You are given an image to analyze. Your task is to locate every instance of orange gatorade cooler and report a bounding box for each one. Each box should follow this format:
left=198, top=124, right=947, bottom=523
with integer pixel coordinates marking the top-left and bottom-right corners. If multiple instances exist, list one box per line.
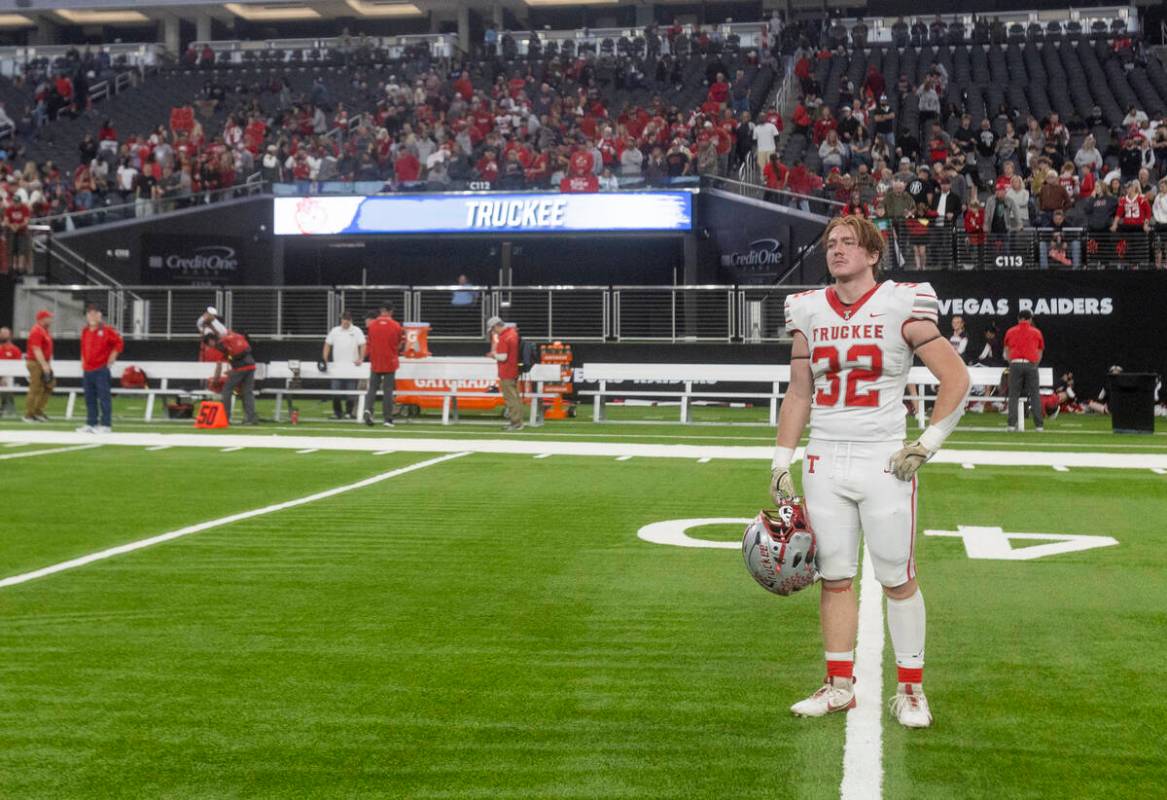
left=403, top=322, right=431, bottom=358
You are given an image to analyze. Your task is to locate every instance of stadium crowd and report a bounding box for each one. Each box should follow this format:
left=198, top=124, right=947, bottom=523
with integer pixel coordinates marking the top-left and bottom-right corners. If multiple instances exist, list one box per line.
left=0, top=14, right=1163, bottom=270
left=0, top=19, right=790, bottom=244
left=770, top=26, right=1167, bottom=269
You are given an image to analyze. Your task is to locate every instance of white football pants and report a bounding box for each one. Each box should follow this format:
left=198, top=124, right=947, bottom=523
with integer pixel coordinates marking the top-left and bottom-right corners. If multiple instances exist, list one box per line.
left=801, top=439, right=918, bottom=587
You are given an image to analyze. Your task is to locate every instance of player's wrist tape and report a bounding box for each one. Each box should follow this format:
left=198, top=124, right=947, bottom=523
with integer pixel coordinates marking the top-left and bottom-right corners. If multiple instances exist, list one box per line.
left=771, top=446, right=795, bottom=471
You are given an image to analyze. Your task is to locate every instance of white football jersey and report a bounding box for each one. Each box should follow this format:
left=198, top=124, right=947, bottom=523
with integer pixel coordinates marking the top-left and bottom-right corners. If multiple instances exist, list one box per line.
left=785, top=281, right=940, bottom=442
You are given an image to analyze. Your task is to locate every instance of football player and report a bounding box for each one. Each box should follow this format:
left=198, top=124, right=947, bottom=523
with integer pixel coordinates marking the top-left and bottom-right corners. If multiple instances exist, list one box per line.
left=771, top=215, right=970, bottom=728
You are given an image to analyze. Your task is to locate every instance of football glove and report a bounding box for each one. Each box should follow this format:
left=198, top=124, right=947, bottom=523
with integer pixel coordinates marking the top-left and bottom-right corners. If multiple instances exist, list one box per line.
left=316, top=360, right=328, bottom=373
left=889, top=440, right=933, bottom=481
left=769, top=467, right=796, bottom=505
left=42, top=370, right=54, bottom=386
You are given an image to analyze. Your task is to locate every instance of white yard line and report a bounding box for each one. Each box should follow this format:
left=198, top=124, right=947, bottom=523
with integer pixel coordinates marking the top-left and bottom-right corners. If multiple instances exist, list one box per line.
left=4, top=442, right=27, bottom=448
left=0, top=452, right=470, bottom=591
left=0, top=443, right=102, bottom=461
left=697, top=457, right=711, bottom=463
left=534, top=453, right=552, bottom=459
left=961, top=463, right=975, bottom=470
left=0, top=431, right=1165, bottom=470
left=1152, top=468, right=1166, bottom=475
left=374, top=450, right=396, bottom=456
left=145, top=445, right=172, bottom=452
left=840, top=546, right=885, bottom=800
left=1052, top=465, right=1070, bottom=472
left=220, top=447, right=243, bottom=452
left=616, top=455, right=633, bottom=461
left=296, top=449, right=319, bottom=455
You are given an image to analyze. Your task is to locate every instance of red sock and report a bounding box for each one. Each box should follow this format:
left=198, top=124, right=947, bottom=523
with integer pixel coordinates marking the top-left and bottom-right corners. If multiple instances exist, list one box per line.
left=827, top=659, right=854, bottom=680
left=897, top=666, right=924, bottom=685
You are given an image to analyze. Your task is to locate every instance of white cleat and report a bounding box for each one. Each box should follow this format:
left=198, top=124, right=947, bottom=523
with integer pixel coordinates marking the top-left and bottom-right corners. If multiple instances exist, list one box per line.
left=791, top=676, right=856, bottom=717
left=95, top=425, right=112, bottom=434
left=889, top=683, right=933, bottom=728
left=75, top=425, right=96, bottom=433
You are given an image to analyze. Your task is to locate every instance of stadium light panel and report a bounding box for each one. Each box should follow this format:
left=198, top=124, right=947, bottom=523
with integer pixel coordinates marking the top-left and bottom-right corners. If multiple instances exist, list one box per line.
left=524, top=0, right=618, bottom=6
left=344, top=1, right=424, bottom=17
left=54, top=9, right=151, bottom=24
left=224, top=3, right=322, bottom=20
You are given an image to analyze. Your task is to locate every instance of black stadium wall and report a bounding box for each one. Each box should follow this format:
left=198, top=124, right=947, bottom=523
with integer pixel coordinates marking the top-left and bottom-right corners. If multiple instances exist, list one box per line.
left=921, top=272, right=1165, bottom=398
left=54, top=197, right=278, bottom=286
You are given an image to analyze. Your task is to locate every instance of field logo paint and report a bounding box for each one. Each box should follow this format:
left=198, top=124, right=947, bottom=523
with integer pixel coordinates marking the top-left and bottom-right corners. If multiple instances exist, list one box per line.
left=637, top=518, right=749, bottom=549
left=925, top=526, right=1118, bottom=560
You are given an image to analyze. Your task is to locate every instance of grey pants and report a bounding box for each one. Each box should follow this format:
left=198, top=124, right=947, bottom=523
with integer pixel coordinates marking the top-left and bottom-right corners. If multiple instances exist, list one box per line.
left=366, top=371, right=396, bottom=421
left=222, top=369, right=258, bottom=424
left=1007, top=362, right=1043, bottom=429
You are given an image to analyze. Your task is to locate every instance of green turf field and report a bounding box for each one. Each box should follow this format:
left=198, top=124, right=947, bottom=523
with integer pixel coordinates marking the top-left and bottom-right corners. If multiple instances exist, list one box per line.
left=1, top=412, right=1165, bottom=798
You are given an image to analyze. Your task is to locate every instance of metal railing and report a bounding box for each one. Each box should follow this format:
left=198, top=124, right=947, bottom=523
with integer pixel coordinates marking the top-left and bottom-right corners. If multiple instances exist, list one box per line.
left=12, top=284, right=818, bottom=343
left=32, top=181, right=270, bottom=232
left=878, top=225, right=1167, bottom=271
left=88, top=71, right=135, bottom=104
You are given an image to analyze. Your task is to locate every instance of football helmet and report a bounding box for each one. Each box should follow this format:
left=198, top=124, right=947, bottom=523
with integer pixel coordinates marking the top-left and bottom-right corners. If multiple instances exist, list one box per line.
left=742, top=499, right=818, bottom=596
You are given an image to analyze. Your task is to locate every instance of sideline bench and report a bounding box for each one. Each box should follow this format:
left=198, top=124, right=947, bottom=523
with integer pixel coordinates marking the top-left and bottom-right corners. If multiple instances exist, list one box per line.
left=576, top=363, right=791, bottom=424
left=265, top=358, right=563, bottom=426
left=575, top=362, right=1053, bottom=429
left=0, top=360, right=268, bottom=421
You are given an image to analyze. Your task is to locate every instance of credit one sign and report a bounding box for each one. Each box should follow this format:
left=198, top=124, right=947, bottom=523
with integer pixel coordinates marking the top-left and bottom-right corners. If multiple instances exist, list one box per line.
left=272, top=192, right=694, bottom=235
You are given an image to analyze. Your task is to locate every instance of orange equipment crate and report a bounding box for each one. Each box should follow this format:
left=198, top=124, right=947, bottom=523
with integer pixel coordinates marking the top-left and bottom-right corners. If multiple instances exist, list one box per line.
left=538, top=342, right=574, bottom=418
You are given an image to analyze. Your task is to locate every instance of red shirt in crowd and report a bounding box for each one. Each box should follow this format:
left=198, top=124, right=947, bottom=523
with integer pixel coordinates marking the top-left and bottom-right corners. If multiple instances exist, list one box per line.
left=80, top=323, right=124, bottom=372
left=366, top=314, right=403, bottom=373
left=1115, top=193, right=1152, bottom=227
left=494, top=325, right=520, bottom=380
left=26, top=322, right=52, bottom=362
left=394, top=152, right=421, bottom=182
left=4, top=202, right=30, bottom=233
left=0, top=341, right=21, bottom=360
left=560, top=174, right=599, bottom=193
left=1004, top=319, right=1044, bottom=363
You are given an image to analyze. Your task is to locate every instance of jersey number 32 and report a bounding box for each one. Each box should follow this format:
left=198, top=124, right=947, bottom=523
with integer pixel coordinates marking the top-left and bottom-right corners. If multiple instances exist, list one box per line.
left=811, top=344, right=882, bottom=407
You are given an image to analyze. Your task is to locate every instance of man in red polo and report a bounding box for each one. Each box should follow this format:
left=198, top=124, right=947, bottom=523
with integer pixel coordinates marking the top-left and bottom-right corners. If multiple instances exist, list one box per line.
left=364, top=305, right=404, bottom=427
left=487, top=315, right=523, bottom=431
left=24, top=309, right=54, bottom=422
left=1003, top=309, right=1046, bottom=431
left=0, top=325, right=20, bottom=417
left=78, top=303, right=124, bottom=433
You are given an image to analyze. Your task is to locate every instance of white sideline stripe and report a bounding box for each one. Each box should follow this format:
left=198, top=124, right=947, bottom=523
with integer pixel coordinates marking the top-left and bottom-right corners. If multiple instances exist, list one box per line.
left=616, top=455, right=633, bottom=461
left=1053, top=465, right=1070, bottom=472
left=0, top=432, right=1164, bottom=470
left=296, top=448, right=319, bottom=454
left=697, top=457, right=711, bottom=463
left=841, top=546, right=884, bottom=800
left=374, top=449, right=395, bottom=456
left=0, top=443, right=102, bottom=461
left=145, top=445, right=172, bottom=452
left=0, top=451, right=470, bottom=591
left=220, top=447, right=243, bottom=452
left=1153, top=468, right=1167, bottom=475
left=961, top=463, right=975, bottom=470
